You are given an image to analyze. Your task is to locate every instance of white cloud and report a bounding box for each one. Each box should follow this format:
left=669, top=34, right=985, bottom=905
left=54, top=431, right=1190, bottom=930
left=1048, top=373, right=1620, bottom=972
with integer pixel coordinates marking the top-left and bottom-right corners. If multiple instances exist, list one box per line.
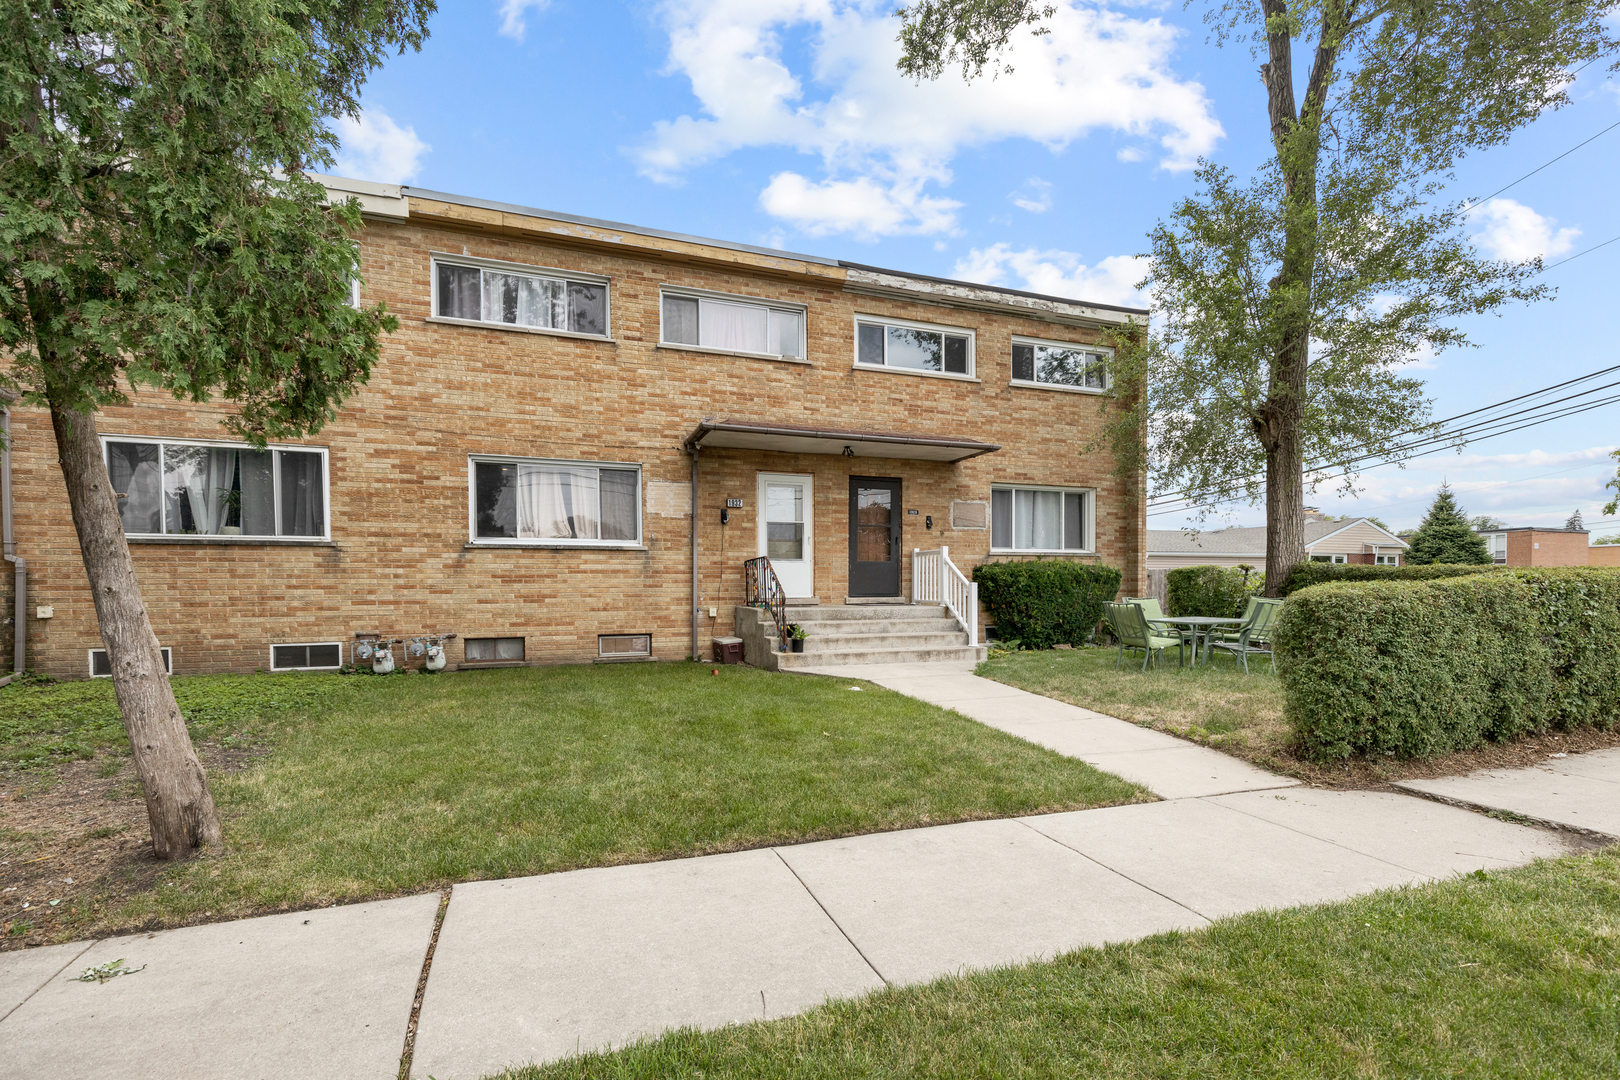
left=1470, top=198, right=1580, bottom=262
left=1011, top=177, right=1053, bottom=214
left=497, top=0, right=550, bottom=42
left=1116, top=146, right=1145, bottom=162
left=331, top=108, right=429, bottom=184
left=953, top=242, right=1147, bottom=307
left=760, top=169, right=962, bottom=237
left=638, top=0, right=1221, bottom=236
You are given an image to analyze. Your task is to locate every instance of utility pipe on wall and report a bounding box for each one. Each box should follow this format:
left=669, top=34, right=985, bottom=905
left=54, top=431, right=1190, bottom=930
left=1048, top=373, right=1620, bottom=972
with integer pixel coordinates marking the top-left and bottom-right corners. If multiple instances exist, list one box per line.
left=689, top=443, right=700, bottom=663
left=1, top=398, right=27, bottom=678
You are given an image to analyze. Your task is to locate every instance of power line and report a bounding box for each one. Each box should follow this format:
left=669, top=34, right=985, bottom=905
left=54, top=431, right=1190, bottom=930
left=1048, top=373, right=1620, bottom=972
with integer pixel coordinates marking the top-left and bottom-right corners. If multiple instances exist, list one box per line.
left=1539, top=233, right=1620, bottom=274
left=1463, top=118, right=1620, bottom=211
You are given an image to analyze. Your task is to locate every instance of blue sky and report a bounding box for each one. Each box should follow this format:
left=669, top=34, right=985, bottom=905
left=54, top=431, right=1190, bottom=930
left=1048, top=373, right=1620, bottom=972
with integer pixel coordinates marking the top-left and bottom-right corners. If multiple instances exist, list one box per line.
left=331, top=0, right=1620, bottom=537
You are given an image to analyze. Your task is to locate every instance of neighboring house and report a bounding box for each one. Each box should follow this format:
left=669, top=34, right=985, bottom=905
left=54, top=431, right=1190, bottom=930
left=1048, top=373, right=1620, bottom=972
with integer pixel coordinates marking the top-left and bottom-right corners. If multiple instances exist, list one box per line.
left=1147, top=514, right=1408, bottom=571
left=1591, top=543, right=1620, bottom=568
left=1477, top=527, right=1593, bottom=567
left=4, top=175, right=1148, bottom=679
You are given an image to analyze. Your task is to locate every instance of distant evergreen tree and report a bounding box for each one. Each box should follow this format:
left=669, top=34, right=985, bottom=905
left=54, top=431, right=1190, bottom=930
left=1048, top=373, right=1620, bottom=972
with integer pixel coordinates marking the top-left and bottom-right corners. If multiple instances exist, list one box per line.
left=1566, top=509, right=1586, bottom=531
left=1408, top=484, right=1493, bottom=565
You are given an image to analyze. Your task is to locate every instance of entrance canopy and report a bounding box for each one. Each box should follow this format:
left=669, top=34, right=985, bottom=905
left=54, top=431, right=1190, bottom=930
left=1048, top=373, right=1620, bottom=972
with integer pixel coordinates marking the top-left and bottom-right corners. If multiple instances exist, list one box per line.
left=685, top=419, right=1000, bottom=463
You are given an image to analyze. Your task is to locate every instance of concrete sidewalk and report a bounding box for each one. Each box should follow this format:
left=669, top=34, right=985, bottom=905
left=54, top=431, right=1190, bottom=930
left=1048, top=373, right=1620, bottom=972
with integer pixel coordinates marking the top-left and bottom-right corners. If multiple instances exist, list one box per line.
left=0, top=665, right=1600, bottom=1080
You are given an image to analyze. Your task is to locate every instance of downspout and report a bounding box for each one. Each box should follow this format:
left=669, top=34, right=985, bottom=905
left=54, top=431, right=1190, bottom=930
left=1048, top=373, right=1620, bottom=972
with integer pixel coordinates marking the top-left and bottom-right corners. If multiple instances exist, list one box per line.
left=1, top=397, right=26, bottom=684
left=689, top=442, right=700, bottom=662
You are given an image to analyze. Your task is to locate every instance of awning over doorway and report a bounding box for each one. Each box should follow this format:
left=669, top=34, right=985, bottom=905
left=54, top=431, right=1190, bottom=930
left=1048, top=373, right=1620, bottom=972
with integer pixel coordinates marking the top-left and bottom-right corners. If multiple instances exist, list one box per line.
left=685, top=419, right=1000, bottom=463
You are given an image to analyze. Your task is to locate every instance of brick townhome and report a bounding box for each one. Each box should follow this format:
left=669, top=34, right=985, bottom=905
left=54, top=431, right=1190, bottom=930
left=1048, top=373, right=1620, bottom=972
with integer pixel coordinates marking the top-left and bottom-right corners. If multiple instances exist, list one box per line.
left=3, top=175, right=1147, bottom=678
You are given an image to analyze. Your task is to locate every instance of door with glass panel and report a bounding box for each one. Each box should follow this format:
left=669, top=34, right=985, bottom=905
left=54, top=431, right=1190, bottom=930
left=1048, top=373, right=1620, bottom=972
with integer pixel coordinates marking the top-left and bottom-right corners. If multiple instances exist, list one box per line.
left=848, top=477, right=902, bottom=597
left=758, top=474, right=814, bottom=598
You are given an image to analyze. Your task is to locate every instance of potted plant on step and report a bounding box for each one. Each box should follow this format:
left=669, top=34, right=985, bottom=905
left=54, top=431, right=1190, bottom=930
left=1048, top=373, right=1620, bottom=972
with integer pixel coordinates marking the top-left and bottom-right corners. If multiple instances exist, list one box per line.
left=788, top=624, right=807, bottom=653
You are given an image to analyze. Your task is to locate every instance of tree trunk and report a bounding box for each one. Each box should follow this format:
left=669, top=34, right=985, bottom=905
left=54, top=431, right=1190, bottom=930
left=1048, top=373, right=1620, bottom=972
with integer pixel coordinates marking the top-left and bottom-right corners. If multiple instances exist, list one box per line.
left=51, top=404, right=221, bottom=860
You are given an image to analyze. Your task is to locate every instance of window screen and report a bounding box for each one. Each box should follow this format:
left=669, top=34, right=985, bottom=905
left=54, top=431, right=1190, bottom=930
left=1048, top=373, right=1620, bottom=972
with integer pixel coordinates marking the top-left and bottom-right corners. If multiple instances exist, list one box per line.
left=472, top=460, right=639, bottom=543
left=991, top=487, right=1088, bottom=551
left=465, top=637, right=525, bottom=661
left=437, top=261, right=607, bottom=335
left=271, top=643, right=342, bottom=670
left=661, top=292, right=802, bottom=357
left=599, top=633, right=651, bottom=658
left=106, top=440, right=324, bottom=539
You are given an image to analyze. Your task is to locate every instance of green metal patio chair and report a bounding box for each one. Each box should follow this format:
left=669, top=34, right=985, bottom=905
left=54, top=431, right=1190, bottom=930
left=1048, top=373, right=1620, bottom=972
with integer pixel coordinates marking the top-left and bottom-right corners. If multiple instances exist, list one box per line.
left=1207, top=597, right=1282, bottom=673
left=1104, top=602, right=1186, bottom=672
left=1126, top=596, right=1195, bottom=656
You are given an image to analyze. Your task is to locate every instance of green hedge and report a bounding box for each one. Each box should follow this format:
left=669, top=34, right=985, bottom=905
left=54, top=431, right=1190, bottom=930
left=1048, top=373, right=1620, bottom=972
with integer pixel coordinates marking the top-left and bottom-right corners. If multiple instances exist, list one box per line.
left=973, top=561, right=1123, bottom=650
left=1279, top=561, right=1501, bottom=596
left=1166, top=565, right=1265, bottom=618
left=1275, top=568, right=1620, bottom=762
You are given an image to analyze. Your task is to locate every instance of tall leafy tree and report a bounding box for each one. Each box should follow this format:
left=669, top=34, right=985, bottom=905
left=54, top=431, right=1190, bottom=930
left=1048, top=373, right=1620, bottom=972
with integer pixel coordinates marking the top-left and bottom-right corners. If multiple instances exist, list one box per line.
left=1407, top=483, right=1492, bottom=564
left=895, top=0, right=1617, bottom=593
left=0, top=0, right=432, bottom=859
left=1602, top=449, right=1619, bottom=516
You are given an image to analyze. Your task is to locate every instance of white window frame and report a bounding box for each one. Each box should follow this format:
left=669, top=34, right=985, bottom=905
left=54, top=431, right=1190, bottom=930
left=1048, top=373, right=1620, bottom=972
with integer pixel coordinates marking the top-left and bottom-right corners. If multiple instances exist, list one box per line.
left=852, top=314, right=978, bottom=382
left=101, top=435, right=332, bottom=542
left=989, top=484, right=1096, bottom=554
left=598, top=633, right=652, bottom=659
left=657, top=285, right=807, bottom=362
left=1310, top=553, right=1349, bottom=564
left=429, top=251, right=611, bottom=340
left=1010, top=335, right=1111, bottom=394
left=467, top=454, right=644, bottom=549
left=269, top=641, right=344, bottom=672
left=1374, top=554, right=1399, bottom=566
left=90, top=646, right=171, bottom=678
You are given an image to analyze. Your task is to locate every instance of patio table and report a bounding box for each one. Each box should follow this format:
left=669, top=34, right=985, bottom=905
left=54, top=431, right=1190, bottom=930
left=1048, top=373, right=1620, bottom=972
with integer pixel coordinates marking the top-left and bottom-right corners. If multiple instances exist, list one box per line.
left=1147, top=615, right=1244, bottom=667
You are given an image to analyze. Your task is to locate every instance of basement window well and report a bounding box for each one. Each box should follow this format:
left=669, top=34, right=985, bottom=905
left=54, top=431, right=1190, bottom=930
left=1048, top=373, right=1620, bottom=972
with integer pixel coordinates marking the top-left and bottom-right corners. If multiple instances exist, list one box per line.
left=90, top=647, right=171, bottom=678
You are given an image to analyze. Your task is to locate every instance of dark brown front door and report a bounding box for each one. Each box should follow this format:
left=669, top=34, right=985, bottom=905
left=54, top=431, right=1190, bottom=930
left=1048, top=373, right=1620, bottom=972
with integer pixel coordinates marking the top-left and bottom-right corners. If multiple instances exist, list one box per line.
left=849, top=477, right=901, bottom=596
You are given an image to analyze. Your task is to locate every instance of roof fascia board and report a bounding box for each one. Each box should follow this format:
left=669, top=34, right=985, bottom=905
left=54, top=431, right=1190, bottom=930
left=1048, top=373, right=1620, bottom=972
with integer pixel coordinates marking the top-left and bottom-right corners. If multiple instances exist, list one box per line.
left=842, top=266, right=1145, bottom=328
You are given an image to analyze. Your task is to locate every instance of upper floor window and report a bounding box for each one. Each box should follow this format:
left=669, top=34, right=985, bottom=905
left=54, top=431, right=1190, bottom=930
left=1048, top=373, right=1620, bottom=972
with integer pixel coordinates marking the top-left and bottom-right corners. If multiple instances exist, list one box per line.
left=1012, top=337, right=1109, bottom=391
left=105, top=438, right=328, bottom=540
left=991, top=485, right=1093, bottom=552
left=471, top=456, right=641, bottom=546
left=855, top=316, right=973, bottom=377
left=660, top=288, right=804, bottom=358
left=433, top=254, right=607, bottom=337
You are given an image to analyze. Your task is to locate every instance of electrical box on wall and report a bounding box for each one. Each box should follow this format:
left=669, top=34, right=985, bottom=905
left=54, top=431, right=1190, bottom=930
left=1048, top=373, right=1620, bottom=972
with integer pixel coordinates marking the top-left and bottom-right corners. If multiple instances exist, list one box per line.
left=35, top=606, right=53, bottom=620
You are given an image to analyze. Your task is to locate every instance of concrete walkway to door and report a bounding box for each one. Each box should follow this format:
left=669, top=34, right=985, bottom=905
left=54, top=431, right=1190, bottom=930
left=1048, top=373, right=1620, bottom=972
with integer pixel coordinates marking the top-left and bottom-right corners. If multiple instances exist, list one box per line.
left=0, top=663, right=1594, bottom=1080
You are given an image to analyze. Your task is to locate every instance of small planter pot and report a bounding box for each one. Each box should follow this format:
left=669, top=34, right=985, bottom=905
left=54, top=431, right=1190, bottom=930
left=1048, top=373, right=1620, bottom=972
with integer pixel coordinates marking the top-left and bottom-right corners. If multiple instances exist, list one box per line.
left=790, top=638, right=805, bottom=653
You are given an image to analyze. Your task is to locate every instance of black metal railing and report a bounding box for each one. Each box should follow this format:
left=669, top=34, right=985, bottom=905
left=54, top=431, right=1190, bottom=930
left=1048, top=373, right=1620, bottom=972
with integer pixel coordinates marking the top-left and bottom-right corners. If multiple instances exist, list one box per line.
left=743, top=556, right=790, bottom=652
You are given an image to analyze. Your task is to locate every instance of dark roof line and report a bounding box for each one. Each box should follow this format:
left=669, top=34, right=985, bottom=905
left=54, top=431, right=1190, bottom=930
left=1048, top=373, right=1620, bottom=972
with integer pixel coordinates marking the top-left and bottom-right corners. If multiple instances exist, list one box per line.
left=838, top=261, right=1150, bottom=316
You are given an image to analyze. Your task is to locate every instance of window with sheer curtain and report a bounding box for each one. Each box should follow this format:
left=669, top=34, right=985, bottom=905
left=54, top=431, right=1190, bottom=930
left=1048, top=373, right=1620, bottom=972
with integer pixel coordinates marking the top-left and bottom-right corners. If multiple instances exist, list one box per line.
left=660, top=290, right=803, bottom=357
left=472, top=457, right=640, bottom=545
left=104, top=439, right=327, bottom=539
left=990, top=486, right=1092, bottom=552
left=435, top=258, right=607, bottom=336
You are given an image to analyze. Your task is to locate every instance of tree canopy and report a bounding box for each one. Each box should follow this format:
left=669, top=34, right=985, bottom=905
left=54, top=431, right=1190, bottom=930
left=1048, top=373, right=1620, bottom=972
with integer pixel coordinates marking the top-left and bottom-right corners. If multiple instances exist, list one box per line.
left=1407, top=483, right=1492, bottom=564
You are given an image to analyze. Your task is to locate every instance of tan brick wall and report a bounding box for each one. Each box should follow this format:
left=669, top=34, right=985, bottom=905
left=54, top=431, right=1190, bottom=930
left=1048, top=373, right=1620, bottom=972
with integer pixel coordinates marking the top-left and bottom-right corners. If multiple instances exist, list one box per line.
left=1506, top=530, right=1589, bottom=567
left=12, top=213, right=1144, bottom=676
left=1589, top=543, right=1620, bottom=568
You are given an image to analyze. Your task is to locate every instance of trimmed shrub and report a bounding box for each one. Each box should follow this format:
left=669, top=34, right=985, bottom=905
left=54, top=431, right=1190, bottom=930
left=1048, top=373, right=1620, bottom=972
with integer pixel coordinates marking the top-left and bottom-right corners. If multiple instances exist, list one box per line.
left=1280, top=561, right=1500, bottom=597
left=1275, top=568, right=1620, bottom=762
left=973, top=561, right=1124, bottom=650
left=1166, top=565, right=1265, bottom=618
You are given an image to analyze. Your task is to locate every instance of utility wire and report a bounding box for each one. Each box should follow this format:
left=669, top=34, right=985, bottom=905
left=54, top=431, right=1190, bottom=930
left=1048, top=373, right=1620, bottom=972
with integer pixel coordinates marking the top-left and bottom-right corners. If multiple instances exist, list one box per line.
left=1539, top=233, right=1620, bottom=273
left=1144, top=365, right=1620, bottom=510
left=1462, top=118, right=1620, bottom=211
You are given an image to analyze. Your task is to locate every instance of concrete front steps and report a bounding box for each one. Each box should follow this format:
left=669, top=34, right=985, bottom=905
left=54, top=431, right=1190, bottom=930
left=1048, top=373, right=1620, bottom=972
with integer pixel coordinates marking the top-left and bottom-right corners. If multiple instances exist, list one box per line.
left=734, top=602, right=987, bottom=671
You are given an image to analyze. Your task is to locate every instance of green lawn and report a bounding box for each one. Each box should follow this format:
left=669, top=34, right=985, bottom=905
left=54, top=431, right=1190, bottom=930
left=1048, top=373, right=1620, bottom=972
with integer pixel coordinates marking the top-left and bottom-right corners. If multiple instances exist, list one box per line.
left=493, top=851, right=1620, bottom=1079
left=978, top=647, right=1291, bottom=767
left=5, top=663, right=1143, bottom=940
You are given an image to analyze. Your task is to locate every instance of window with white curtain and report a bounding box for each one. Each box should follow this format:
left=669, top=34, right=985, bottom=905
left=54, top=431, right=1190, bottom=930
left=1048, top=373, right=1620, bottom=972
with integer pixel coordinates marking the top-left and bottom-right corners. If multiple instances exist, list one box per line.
left=659, top=289, right=804, bottom=358
left=990, top=486, right=1093, bottom=552
left=104, top=438, right=328, bottom=539
left=1011, top=336, right=1109, bottom=391
left=434, top=256, right=608, bottom=336
left=854, top=316, right=973, bottom=376
left=471, top=456, right=641, bottom=545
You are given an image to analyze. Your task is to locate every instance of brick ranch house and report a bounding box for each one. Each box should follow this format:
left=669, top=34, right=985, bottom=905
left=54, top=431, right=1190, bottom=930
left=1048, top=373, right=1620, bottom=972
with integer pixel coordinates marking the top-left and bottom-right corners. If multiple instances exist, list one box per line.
left=3, top=175, right=1147, bottom=679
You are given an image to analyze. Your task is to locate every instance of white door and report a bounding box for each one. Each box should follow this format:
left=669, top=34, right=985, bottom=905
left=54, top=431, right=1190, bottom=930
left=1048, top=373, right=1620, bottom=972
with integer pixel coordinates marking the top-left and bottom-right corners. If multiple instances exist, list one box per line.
left=758, top=473, right=813, bottom=598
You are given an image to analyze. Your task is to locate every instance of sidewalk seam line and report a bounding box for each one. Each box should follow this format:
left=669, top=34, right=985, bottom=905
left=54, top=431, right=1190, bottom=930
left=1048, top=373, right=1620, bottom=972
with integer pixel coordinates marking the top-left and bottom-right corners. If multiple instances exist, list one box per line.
left=1012, top=818, right=1216, bottom=925
left=397, top=887, right=452, bottom=1080
left=0, top=938, right=100, bottom=1025
left=772, top=848, right=891, bottom=988
left=1201, top=794, right=1447, bottom=878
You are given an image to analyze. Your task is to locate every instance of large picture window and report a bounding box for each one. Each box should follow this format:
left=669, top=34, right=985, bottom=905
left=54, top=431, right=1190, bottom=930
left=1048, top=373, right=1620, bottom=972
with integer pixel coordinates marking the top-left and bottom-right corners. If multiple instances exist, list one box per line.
left=991, top=486, right=1093, bottom=552
left=1011, top=337, right=1109, bottom=391
left=104, top=439, right=328, bottom=539
left=435, top=256, right=607, bottom=336
left=660, top=289, right=803, bottom=358
left=854, top=316, right=973, bottom=376
left=471, top=457, right=641, bottom=545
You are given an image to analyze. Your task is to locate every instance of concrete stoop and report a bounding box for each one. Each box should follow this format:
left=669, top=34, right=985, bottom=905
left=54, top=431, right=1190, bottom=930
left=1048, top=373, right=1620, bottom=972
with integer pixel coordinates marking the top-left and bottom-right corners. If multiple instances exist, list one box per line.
left=733, top=603, right=987, bottom=671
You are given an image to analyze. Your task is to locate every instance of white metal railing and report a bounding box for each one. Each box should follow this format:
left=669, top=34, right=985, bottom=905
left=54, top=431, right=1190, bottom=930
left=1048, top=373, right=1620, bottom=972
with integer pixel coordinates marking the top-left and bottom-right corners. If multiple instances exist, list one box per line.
left=912, top=546, right=978, bottom=646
